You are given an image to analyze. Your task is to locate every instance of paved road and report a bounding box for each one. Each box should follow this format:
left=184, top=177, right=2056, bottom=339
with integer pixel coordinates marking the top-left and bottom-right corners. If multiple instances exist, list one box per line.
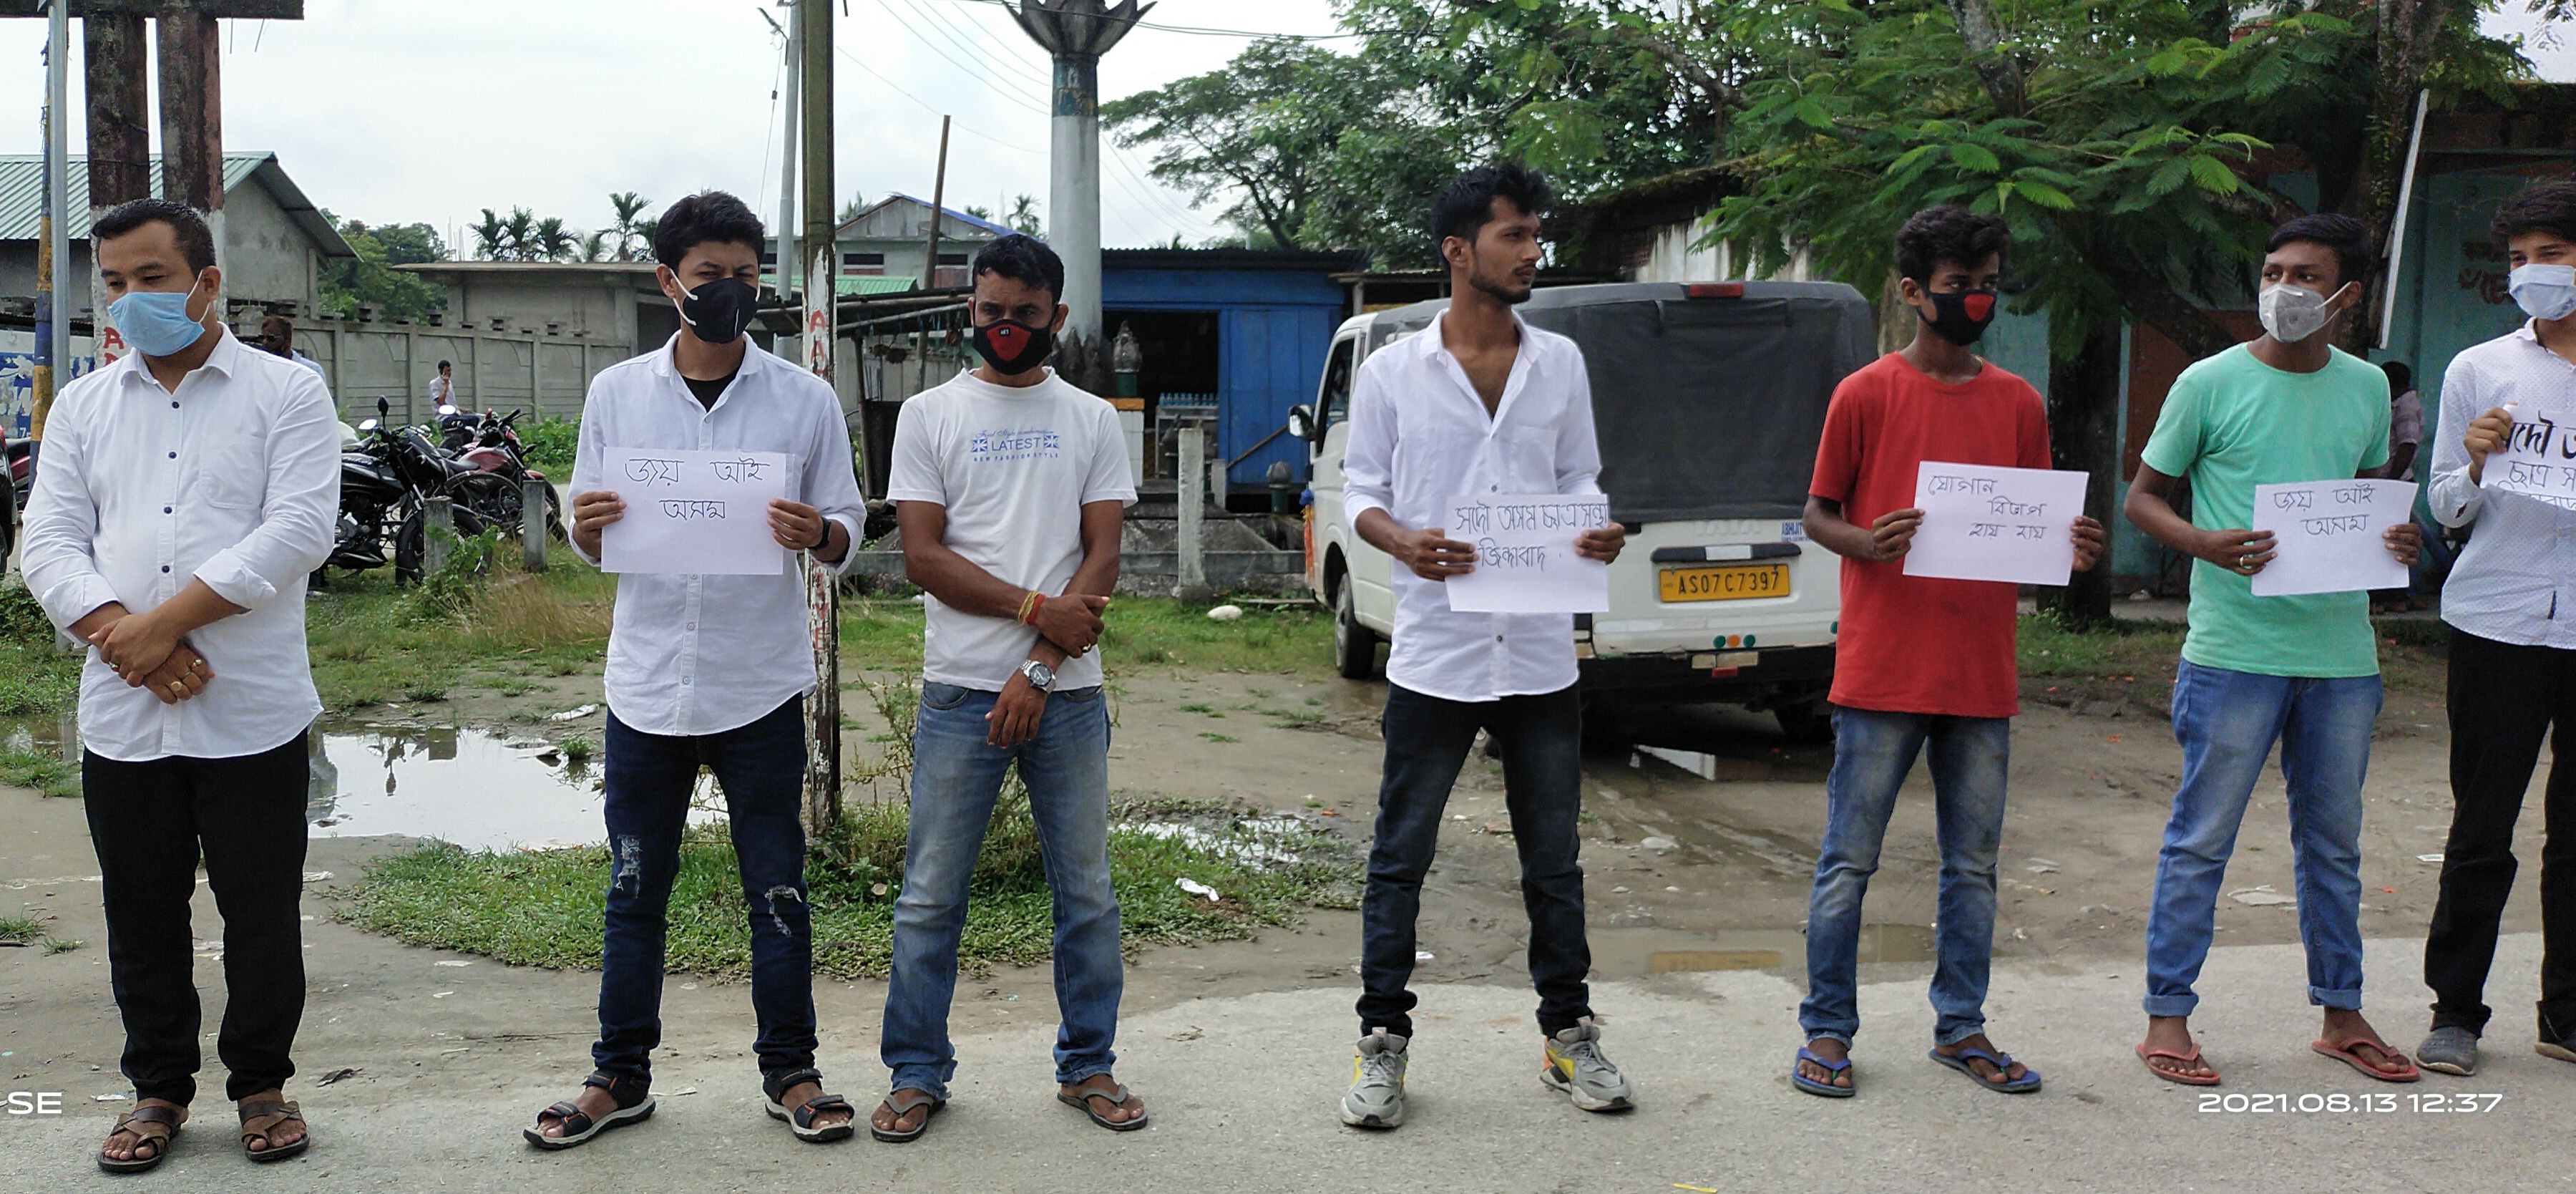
left=1, top=932, right=2557, bottom=1193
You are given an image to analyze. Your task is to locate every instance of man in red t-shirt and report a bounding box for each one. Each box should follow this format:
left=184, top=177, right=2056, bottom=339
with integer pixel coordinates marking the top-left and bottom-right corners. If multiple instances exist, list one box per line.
left=1789, top=206, right=2105, bottom=1100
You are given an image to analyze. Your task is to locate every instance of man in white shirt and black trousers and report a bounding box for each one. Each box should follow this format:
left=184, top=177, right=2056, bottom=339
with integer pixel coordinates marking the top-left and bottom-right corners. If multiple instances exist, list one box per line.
left=23, top=198, right=338, bottom=1172
left=527, top=191, right=866, bottom=1150
left=874, top=234, right=1141, bottom=1142
left=1336, top=162, right=1635, bottom=1130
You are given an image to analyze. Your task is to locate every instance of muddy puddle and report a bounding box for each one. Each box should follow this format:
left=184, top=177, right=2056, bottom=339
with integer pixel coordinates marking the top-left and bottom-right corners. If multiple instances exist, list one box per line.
left=1590, top=923, right=1936, bottom=978
left=8, top=714, right=717, bottom=852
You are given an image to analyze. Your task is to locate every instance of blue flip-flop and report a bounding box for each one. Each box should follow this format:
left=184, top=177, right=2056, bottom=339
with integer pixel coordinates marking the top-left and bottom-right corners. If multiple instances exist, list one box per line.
left=1929, top=1046, right=2042, bottom=1093
left=1792, top=1047, right=1855, bottom=1098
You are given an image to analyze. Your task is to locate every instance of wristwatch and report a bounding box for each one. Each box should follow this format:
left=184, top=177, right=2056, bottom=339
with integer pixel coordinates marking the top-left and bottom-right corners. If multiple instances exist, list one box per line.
left=1019, top=659, right=1058, bottom=693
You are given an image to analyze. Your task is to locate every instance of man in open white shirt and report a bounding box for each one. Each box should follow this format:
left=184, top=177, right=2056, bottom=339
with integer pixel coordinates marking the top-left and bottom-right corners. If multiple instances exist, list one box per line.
left=875, top=235, right=1141, bottom=1142
left=21, top=199, right=336, bottom=1170
left=1336, top=164, right=1633, bottom=1130
left=2415, top=178, right=2576, bottom=1076
left=527, top=192, right=865, bottom=1151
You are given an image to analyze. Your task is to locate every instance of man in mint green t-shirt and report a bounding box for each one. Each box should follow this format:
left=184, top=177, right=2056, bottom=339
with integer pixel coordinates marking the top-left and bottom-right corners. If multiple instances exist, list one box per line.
left=2122, top=214, right=2424, bottom=1088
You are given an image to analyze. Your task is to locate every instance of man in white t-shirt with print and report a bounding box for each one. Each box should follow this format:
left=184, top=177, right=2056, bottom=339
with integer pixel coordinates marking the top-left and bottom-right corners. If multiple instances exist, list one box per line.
left=874, top=234, right=1141, bottom=1142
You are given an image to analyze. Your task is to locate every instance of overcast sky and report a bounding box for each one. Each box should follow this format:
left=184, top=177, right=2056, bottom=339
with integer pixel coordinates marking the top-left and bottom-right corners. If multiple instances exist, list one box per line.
left=0, top=0, right=1342, bottom=253
left=1, top=1, right=2567, bottom=258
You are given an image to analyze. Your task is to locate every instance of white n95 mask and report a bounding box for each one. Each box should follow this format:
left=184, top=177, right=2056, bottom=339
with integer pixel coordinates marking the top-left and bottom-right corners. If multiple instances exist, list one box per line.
left=2257, top=283, right=2333, bottom=344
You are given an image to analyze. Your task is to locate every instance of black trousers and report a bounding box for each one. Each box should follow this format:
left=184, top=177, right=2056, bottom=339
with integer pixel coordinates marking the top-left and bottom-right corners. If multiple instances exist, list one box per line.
left=1357, top=684, right=1592, bottom=1039
left=2426, top=630, right=2576, bottom=1039
left=82, top=734, right=310, bottom=1105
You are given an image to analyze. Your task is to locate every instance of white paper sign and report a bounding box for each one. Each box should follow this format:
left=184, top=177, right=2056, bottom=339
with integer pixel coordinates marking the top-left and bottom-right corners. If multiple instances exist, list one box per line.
left=1441, top=494, right=1611, bottom=614
left=599, top=448, right=791, bottom=576
left=2249, top=479, right=2416, bottom=597
left=1901, top=462, right=2088, bottom=586
left=2485, top=401, right=2576, bottom=511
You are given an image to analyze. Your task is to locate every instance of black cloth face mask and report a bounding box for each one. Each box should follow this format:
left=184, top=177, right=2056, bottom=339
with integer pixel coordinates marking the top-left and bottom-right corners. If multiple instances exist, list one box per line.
left=1921, top=287, right=1999, bottom=346
left=973, top=319, right=1055, bottom=377
left=675, top=277, right=758, bottom=344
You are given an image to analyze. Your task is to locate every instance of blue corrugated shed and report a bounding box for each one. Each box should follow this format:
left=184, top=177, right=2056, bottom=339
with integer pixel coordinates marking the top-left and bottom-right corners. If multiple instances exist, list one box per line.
left=1103, top=248, right=1362, bottom=487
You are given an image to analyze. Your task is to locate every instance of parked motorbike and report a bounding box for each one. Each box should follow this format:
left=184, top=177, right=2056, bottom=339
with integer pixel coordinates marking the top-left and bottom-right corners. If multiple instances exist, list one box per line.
left=444, top=407, right=563, bottom=539
left=323, top=398, right=500, bottom=586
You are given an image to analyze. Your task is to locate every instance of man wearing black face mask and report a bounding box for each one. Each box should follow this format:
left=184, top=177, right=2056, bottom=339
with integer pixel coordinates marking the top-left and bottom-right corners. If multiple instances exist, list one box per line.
left=530, top=191, right=866, bottom=1150
left=1790, top=205, right=2104, bottom=1100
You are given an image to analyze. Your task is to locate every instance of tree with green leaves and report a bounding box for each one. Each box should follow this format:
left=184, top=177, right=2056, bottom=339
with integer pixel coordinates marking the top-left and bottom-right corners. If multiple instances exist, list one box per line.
left=605, top=191, right=654, bottom=261
left=1009, top=193, right=1044, bottom=236
left=318, top=215, right=448, bottom=321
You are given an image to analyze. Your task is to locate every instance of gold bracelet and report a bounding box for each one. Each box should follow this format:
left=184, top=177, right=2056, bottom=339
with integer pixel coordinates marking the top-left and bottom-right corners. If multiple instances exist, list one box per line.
left=1016, top=591, right=1040, bottom=625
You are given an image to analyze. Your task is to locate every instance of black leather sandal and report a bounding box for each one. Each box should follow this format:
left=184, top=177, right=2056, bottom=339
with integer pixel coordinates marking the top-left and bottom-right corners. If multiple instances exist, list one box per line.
left=762, top=1067, right=856, bottom=1143
left=523, top=1072, right=654, bottom=1150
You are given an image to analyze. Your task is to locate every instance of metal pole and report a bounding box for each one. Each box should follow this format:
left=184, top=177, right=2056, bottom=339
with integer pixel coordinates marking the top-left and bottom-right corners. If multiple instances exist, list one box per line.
left=924, top=115, right=952, bottom=289
left=776, top=4, right=799, bottom=314
left=797, top=0, right=841, bottom=835
left=42, top=0, right=71, bottom=420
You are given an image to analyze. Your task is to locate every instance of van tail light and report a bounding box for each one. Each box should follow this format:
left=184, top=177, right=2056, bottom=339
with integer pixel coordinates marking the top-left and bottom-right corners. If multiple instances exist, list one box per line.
left=1686, top=283, right=1745, bottom=299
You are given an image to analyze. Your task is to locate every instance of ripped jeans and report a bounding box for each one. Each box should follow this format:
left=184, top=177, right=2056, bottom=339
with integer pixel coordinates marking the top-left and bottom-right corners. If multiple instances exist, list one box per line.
left=595, top=695, right=816, bottom=1084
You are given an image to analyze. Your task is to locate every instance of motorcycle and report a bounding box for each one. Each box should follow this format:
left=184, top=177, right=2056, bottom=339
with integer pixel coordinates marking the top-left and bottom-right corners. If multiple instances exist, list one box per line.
left=443, top=407, right=564, bottom=539
left=323, top=398, right=497, bottom=586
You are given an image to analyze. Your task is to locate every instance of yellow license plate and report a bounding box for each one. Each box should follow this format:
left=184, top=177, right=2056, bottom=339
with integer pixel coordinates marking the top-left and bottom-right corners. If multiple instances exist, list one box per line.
left=1658, top=562, right=1792, bottom=603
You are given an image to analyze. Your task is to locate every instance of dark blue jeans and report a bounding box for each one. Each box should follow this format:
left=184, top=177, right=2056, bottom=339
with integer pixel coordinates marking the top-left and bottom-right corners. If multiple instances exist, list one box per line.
left=595, top=695, right=816, bottom=1084
left=1358, top=683, right=1591, bottom=1039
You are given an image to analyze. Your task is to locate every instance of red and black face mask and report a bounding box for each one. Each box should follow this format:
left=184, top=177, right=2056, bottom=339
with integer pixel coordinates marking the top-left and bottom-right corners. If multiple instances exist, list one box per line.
left=972, top=319, right=1055, bottom=377
left=1922, top=288, right=1999, bottom=346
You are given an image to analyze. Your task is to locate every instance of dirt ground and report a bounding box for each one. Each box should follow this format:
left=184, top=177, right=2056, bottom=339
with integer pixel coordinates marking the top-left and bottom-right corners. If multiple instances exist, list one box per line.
left=0, top=634, right=2552, bottom=1125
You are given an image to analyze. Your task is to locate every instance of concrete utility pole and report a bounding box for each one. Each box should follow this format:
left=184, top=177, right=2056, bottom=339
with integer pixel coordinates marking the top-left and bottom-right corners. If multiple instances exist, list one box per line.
left=923, top=115, right=951, bottom=290
left=1008, top=0, right=1151, bottom=392
left=796, top=0, right=841, bottom=834
left=762, top=2, right=798, bottom=309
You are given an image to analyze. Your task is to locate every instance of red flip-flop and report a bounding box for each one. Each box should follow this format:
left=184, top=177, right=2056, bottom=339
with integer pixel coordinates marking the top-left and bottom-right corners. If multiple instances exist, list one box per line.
left=2137, top=1042, right=2222, bottom=1086
left=2312, top=1039, right=2421, bottom=1083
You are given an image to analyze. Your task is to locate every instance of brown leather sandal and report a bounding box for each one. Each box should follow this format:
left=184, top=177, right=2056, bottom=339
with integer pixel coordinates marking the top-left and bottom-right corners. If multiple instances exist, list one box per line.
left=99, top=1104, right=182, bottom=1174
left=238, top=1098, right=310, bottom=1163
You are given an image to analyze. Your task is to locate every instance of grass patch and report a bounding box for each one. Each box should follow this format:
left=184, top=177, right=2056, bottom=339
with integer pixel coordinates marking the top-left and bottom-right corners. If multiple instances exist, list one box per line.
left=0, top=749, right=79, bottom=798
left=339, top=805, right=1357, bottom=980
left=338, top=679, right=1362, bottom=979
left=2016, top=611, right=2450, bottom=702
left=1198, top=732, right=1239, bottom=743
left=839, top=596, right=1330, bottom=679
left=0, top=583, right=79, bottom=718
left=0, top=916, right=40, bottom=946
left=307, top=553, right=615, bottom=712
left=42, top=935, right=81, bottom=954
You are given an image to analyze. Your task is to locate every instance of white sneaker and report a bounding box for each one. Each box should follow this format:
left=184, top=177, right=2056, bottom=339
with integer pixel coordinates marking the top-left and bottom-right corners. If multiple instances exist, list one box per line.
left=1340, top=1029, right=1407, bottom=1129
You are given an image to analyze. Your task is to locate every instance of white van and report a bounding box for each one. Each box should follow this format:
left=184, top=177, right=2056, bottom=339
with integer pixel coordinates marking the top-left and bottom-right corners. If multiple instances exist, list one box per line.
left=1289, top=281, right=1876, bottom=739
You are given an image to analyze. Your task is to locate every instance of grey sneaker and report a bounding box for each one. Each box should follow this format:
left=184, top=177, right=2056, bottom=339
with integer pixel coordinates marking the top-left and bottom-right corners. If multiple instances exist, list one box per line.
left=2418, top=1026, right=2479, bottom=1076
left=1340, top=1029, right=1407, bottom=1129
left=1541, top=1018, right=1635, bottom=1112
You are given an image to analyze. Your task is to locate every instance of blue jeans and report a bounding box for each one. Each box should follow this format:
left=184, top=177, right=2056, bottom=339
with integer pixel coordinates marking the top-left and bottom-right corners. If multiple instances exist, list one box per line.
left=596, top=696, right=816, bottom=1084
left=1359, top=683, right=1591, bottom=1038
left=1800, top=706, right=2010, bottom=1047
left=2145, top=661, right=2380, bottom=1018
left=882, top=682, right=1118, bottom=1099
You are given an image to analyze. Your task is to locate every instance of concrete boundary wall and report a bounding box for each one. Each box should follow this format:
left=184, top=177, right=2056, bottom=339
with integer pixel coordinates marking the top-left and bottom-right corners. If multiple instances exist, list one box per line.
left=284, top=316, right=633, bottom=424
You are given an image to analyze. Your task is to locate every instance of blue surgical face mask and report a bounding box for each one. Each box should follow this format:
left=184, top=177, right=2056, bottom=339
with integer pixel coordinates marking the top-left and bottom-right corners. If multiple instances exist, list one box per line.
left=2509, top=263, right=2576, bottom=322
left=109, top=271, right=214, bottom=358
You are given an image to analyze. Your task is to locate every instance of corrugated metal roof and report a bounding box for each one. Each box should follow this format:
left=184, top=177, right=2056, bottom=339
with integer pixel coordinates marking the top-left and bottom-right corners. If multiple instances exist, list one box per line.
left=0, top=152, right=353, bottom=256
left=837, top=275, right=920, bottom=296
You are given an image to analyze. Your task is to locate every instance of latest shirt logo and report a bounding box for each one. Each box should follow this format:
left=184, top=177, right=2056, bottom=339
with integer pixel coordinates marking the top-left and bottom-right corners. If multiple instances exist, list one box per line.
left=968, top=426, right=1063, bottom=463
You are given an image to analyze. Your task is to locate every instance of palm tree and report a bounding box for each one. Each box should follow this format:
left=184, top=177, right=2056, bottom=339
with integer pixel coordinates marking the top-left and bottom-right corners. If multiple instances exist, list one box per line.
left=471, top=208, right=509, bottom=261
left=501, top=208, right=537, bottom=261
left=607, top=192, right=653, bottom=261
left=1009, top=194, right=1043, bottom=237
left=578, top=230, right=615, bottom=263
left=532, top=217, right=578, bottom=263
left=965, top=205, right=995, bottom=221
